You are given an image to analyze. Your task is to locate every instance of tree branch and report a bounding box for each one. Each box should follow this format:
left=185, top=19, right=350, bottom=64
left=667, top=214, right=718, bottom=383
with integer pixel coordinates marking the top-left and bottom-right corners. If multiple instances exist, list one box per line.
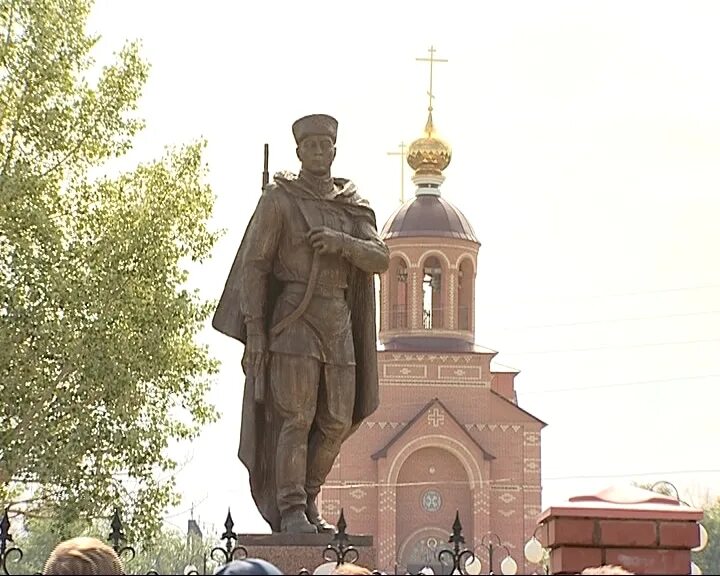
left=37, top=92, right=104, bottom=179
left=0, top=77, right=32, bottom=178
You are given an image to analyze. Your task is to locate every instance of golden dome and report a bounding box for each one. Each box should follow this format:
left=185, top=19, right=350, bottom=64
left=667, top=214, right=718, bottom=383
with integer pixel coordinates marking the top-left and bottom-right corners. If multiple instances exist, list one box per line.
left=406, top=110, right=452, bottom=176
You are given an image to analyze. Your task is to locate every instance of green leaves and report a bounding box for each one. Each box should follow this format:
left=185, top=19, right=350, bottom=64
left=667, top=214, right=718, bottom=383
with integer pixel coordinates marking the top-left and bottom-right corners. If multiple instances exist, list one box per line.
left=15, top=516, right=222, bottom=575
left=694, top=499, right=720, bottom=575
left=0, top=0, right=219, bottom=544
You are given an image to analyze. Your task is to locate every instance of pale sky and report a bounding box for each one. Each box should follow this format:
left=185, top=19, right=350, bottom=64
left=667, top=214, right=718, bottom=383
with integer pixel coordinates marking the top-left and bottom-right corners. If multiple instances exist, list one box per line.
left=86, top=0, right=720, bottom=538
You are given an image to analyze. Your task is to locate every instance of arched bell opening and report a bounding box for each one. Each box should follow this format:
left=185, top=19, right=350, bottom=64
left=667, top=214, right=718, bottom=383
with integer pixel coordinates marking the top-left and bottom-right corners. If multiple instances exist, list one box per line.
left=421, top=256, right=444, bottom=329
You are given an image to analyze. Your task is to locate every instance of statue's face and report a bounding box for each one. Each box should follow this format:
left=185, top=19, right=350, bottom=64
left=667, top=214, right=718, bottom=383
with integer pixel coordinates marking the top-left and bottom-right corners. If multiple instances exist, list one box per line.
left=297, top=135, right=336, bottom=176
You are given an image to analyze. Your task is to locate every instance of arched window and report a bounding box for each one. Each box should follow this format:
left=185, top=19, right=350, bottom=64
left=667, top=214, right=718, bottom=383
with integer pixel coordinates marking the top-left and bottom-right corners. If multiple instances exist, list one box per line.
left=422, top=256, right=443, bottom=329
left=457, top=259, right=474, bottom=331
left=390, top=257, right=408, bottom=329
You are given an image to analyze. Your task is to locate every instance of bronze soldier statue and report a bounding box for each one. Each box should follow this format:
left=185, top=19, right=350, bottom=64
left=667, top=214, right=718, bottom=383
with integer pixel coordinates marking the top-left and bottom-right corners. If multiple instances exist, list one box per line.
left=213, top=114, right=389, bottom=534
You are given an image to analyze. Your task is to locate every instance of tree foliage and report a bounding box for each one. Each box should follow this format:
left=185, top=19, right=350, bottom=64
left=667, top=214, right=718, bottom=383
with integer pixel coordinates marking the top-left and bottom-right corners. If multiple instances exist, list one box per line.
left=0, top=0, right=219, bottom=542
left=13, top=515, right=220, bottom=575
left=693, top=498, right=719, bottom=575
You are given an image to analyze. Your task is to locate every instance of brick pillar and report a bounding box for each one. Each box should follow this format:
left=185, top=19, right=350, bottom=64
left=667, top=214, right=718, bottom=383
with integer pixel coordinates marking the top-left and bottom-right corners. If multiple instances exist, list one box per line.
left=377, top=457, right=397, bottom=573
left=410, top=268, right=419, bottom=330
left=538, top=485, right=703, bottom=575
left=448, top=269, right=456, bottom=331
left=472, top=483, right=490, bottom=551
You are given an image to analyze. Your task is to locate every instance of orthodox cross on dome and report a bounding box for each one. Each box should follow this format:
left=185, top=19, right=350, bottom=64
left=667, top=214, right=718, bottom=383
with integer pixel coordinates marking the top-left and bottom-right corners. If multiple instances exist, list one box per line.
left=408, top=46, right=452, bottom=184
left=386, top=141, right=408, bottom=203
left=416, top=45, right=448, bottom=114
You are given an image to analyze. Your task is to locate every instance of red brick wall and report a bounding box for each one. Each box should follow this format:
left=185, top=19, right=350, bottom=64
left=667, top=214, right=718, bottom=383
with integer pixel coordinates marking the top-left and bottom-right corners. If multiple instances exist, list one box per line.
left=543, top=514, right=701, bottom=574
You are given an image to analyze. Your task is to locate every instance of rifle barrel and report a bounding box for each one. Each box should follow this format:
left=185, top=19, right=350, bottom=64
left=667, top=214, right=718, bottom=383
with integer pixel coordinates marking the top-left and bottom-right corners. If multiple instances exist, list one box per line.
left=262, top=143, right=269, bottom=189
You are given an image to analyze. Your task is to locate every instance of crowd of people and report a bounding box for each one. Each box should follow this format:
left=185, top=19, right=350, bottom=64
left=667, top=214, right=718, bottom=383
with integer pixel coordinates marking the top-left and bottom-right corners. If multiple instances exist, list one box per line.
left=39, top=535, right=636, bottom=576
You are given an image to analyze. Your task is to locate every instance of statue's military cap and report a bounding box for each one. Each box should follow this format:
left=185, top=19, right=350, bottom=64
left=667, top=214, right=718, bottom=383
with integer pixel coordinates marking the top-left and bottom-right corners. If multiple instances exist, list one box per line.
left=292, top=114, right=338, bottom=145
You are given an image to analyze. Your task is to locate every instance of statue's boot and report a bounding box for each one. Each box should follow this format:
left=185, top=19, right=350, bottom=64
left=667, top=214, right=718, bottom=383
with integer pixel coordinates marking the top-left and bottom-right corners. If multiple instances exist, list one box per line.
left=306, top=497, right=337, bottom=534
left=281, top=509, right=318, bottom=534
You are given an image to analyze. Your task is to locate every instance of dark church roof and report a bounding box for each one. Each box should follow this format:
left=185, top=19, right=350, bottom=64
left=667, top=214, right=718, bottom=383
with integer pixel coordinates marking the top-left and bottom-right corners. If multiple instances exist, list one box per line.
left=381, top=193, right=479, bottom=243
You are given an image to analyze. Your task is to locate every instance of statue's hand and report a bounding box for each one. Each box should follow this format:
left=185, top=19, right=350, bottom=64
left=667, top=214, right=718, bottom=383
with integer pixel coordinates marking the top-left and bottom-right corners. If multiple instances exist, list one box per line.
left=308, top=226, right=345, bottom=255
left=242, top=331, right=267, bottom=377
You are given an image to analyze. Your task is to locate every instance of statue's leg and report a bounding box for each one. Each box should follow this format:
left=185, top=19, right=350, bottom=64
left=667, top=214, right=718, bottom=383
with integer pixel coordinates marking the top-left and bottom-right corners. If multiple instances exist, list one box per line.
left=306, top=364, right=355, bottom=531
left=270, top=353, right=321, bottom=533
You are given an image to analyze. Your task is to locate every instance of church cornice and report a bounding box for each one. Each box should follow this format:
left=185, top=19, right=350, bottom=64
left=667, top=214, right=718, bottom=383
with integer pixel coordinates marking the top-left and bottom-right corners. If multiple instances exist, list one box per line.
left=378, top=338, right=498, bottom=355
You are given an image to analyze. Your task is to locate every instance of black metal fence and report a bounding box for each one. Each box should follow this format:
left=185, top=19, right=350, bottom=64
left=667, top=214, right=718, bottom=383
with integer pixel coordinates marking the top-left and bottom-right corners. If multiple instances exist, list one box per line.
left=0, top=506, right=478, bottom=575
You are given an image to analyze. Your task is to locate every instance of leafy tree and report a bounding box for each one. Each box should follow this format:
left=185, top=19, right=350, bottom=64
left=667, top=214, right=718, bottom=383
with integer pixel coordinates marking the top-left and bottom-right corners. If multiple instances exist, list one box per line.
left=693, top=498, right=719, bottom=575
left=632, top=480, right=677, bottom=497
left=12, top=515, right=220, bottom=575
left=0, top=0, right=219, bottom=542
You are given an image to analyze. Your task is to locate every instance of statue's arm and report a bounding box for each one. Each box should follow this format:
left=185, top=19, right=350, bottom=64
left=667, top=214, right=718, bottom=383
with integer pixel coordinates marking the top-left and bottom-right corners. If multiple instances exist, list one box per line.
left=340, top=218, right=390, bottom=274
left=238, top=191, right=282, bottom=333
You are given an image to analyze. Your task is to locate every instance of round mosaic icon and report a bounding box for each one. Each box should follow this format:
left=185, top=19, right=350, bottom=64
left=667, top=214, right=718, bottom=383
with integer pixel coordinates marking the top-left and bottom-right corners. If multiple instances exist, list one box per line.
left=421, top=489, right=442, bottom=512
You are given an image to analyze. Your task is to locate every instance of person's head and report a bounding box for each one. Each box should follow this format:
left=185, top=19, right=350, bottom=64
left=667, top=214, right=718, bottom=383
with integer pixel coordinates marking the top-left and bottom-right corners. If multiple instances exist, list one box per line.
left=331, top=563, right=373, bottom=575
left=293, top=114, right=338, bottom=177
left=43, top=536, right=124, bottom=575
left=581, top=566, right=634, bottom=575
left=214, top=558, right=283, bottom=575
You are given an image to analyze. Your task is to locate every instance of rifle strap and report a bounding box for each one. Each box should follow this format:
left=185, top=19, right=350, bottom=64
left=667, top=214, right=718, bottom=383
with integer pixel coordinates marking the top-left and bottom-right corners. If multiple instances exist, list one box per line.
left=269, top=251, right=320, bottom=337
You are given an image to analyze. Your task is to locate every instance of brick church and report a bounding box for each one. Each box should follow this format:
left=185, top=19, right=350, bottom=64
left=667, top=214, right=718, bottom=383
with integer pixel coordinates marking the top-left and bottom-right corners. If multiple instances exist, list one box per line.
left=320, top=94, right=546, bottom=574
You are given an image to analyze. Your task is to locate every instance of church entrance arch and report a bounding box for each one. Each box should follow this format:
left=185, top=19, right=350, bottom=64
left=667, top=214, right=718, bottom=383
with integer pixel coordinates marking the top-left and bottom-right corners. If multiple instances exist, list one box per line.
left=394, top=446, right=473, bottom=574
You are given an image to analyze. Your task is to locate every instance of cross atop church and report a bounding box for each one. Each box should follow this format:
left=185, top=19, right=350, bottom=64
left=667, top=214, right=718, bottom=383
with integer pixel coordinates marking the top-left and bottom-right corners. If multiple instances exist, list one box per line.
left=386, top=141, right=408, bottom=204
left=416, top=45, right=448, bottom=112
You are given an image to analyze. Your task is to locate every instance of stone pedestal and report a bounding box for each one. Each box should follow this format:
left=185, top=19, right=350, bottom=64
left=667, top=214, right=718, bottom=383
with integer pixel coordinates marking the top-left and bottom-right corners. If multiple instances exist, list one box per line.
left=537, top=485, right=703, bottom=575
left=236, top=533, right=376, bottom=574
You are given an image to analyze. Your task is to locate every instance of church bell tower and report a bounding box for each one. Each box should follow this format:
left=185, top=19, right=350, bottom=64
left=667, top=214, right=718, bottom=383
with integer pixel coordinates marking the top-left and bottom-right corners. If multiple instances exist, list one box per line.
left=379, top=93, right=480, bottom=352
